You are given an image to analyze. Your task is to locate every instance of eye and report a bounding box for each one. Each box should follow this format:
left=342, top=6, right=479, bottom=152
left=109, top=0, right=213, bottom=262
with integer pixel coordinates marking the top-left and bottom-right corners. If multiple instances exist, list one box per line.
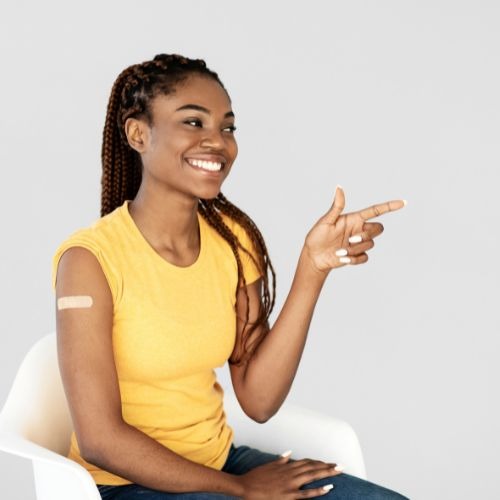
left=183, top=119, right=237, bottom=134
left=184, top=119, right=202, bottom=127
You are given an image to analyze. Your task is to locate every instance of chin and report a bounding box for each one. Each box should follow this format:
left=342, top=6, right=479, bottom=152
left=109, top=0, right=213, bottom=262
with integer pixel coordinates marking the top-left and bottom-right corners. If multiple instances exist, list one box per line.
left=198, top=190, right=221, bottom=201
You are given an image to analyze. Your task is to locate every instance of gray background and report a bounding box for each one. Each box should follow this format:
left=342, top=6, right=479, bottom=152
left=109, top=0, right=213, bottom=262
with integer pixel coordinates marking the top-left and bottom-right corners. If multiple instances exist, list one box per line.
left=1, top=1, right=498, bottom=499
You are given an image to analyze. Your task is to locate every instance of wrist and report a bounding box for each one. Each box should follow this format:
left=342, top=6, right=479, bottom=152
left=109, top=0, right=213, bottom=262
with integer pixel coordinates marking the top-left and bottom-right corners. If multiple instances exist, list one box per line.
left=298, top=246, right=330, bottom=282
left=225, top=472, right=246, bottom=498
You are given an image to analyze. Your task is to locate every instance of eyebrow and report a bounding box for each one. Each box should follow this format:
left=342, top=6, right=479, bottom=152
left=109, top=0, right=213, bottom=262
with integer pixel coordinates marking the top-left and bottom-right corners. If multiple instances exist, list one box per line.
left=175, top=104, right=235, bottom=118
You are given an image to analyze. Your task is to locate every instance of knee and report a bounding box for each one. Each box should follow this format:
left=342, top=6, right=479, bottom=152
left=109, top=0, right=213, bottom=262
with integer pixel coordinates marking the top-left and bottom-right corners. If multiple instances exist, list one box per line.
left=301, top=472, right=410, bottom=500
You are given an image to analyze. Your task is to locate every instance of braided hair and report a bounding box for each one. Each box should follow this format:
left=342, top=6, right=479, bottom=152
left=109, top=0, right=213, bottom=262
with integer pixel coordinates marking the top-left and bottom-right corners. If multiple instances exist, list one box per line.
left=100, top=53, right=276, bottom=366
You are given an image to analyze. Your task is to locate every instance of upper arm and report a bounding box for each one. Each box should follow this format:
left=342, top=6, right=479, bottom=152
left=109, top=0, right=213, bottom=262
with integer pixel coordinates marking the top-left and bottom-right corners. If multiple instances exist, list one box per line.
left=55, top=246, right=122, bottom=458
left=228, top=277, right=266, bottom=420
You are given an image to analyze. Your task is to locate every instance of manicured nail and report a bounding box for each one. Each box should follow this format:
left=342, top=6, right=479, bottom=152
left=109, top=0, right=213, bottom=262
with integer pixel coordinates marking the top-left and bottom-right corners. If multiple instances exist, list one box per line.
left=402, top=199, right=407, bottom=206
left=348, top=235, right=362, bottom=244
left=339, top=257, right=351, bottom=264
left=336, top=184, right=343, bottom=190
left=323, top=484, right=334, bottom=491
left=334, top=464, right=345, bottom=472
left=335, top=248, right=348, bottom=257
left=280, top=450, right=292, bottom=457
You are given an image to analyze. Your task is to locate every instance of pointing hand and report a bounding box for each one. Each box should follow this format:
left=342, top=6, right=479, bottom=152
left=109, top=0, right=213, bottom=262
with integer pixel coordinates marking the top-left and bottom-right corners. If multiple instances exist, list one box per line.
left=303, top=186, right=406, bottom=274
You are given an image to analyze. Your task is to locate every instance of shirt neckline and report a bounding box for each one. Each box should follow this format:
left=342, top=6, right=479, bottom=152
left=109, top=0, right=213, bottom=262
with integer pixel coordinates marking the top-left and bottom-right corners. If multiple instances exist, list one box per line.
left=120, top=199, right=206, bottom=272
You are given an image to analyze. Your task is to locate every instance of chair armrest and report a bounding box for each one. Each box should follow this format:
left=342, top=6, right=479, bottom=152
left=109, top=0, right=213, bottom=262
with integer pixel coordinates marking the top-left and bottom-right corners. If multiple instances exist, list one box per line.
left=0, top=429, right=101, bottom=500
left=224, top=395, right=367, bottom=479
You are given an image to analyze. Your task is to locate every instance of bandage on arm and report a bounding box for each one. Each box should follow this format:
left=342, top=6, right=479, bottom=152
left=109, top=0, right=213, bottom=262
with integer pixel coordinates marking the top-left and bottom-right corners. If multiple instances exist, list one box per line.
left=57, top=295, right=93, bottom=310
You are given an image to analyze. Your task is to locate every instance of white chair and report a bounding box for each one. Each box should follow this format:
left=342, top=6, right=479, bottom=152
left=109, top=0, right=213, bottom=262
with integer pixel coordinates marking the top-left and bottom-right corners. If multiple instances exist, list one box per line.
left=0, top=332, right=367, bottom=500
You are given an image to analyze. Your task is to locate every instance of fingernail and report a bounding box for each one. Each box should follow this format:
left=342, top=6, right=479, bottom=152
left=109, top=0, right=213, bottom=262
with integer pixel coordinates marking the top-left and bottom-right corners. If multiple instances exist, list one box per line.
left=336, top=184, right=343, bottom=190
left=334, top=464, right=345, bottom=472
left=335, top=248, right=348, bottom=257
left=323, top=484, right=334, bottom=491
left=348, top=235, right=362, bottom=244
left=403, top=199, right=407, bottom=206
left=280, top=450, right=292, bottom=457
left=339, top=257, right=351, bottom=264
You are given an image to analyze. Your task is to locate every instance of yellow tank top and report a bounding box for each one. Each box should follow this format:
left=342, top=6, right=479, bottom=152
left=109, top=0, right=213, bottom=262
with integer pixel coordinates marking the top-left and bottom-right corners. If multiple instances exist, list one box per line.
left=51, top=199, right=262, bottom=485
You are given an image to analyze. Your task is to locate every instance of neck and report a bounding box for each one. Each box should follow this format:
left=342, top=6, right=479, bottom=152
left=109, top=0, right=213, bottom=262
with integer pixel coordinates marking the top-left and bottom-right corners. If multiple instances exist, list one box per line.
left=128, top=185, right=200, bottom=252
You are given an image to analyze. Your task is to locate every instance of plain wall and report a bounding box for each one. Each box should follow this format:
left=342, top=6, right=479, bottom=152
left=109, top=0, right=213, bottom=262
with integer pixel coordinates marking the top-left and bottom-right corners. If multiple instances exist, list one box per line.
left=1, top=1, right=499, bottom=498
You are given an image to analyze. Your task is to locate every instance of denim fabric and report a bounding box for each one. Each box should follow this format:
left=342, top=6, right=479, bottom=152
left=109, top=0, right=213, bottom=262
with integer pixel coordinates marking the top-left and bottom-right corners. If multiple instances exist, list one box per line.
left=97, top=442, right=410, bottom=499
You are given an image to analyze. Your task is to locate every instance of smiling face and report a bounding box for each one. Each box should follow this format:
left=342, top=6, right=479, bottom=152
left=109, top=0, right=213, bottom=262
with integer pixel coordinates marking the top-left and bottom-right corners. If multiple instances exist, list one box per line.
left=124, top=74, right=238, bottom=201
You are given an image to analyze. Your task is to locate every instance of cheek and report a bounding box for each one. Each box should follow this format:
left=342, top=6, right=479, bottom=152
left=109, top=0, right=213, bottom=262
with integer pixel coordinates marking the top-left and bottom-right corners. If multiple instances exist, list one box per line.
left=229, top=140, right=238, bottom=159
left=155, top=136, right=182, bottom=159
left=152, top=124, right=184, bottom=152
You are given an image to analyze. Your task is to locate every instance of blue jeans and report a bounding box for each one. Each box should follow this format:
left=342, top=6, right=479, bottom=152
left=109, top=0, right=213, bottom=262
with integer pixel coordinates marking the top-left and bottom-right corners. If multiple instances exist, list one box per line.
left=97, top=442, right=410, bottom=499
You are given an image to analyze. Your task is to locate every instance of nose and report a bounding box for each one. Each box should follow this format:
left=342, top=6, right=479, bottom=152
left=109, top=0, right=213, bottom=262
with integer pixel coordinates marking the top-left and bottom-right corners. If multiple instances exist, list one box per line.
left=200, top=127, right=225, bottom=149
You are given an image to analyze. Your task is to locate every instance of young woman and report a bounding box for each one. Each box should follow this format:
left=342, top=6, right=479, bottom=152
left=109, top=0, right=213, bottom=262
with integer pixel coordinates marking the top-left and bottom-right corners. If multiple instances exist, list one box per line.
left=52, top=53, right=409, bottom=499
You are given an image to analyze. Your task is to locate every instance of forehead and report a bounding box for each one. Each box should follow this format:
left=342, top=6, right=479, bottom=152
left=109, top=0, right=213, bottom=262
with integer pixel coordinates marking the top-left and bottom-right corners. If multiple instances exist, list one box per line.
left=152, top=75, right=232, bottom=116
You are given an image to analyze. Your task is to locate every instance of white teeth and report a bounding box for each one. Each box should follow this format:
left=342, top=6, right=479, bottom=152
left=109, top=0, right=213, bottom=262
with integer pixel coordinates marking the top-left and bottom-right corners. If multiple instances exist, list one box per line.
left=186, top=158, right=223, bottom=171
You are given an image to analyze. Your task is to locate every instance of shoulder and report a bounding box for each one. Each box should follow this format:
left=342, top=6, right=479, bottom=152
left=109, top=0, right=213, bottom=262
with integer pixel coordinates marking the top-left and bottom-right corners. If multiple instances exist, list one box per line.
left=52, top=205, right=124, bottom=259
left=217, top=212, right=263, bottom=285
left=218, top=212, right=253, bottom=246
left=51, top=207, right=124, bottom=300
left=54, top=246, right=112, bottom=300
left=219, top=212, right=242, bottom=232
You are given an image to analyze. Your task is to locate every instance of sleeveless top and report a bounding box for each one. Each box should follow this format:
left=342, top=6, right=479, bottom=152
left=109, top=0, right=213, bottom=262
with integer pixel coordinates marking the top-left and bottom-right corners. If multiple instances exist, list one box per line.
left=51, top=199, right=263, bottom=485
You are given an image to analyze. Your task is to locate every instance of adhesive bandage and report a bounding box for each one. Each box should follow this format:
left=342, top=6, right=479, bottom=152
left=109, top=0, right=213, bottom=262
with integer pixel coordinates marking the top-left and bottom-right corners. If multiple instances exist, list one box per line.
left=57, top=295, right=93, bottom=310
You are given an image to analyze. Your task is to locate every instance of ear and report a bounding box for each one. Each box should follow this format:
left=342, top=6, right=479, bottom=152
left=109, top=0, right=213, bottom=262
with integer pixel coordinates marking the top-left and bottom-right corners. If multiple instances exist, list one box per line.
left=124, top=117, right=149, bottom=153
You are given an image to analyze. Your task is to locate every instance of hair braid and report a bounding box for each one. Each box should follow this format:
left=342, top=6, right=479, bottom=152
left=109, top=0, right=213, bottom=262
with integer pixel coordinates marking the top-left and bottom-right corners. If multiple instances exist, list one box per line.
left=100, top=53, right=276, bottom=366
left=101, top=64, right=143, bottom=215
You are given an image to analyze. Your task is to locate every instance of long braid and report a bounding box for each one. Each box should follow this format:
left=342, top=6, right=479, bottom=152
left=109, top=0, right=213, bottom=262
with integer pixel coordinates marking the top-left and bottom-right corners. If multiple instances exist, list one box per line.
left=101, top=64, right=144, bottom=215
left=211, top=193, right=277, bottom=362
left=100, top=53, right=276, bottom=366
left=198, top=197, right=277, bottom=365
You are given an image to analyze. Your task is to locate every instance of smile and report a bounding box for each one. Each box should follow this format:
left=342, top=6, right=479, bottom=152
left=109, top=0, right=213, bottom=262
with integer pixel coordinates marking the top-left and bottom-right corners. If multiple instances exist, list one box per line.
left=185, top=158, right=224, bottom=172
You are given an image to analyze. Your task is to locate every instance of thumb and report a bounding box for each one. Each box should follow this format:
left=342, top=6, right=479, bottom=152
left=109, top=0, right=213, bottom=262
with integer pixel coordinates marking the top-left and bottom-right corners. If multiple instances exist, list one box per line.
left=324, top=185, right=345, bottom=225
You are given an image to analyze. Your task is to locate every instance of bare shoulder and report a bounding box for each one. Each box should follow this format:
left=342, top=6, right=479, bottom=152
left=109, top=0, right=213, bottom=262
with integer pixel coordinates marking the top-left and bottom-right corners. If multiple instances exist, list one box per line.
left=56, top=246, right=112, bottom=302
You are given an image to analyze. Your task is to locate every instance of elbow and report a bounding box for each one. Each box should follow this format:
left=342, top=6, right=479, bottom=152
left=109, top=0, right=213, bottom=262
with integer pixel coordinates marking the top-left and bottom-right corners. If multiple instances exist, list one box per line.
left=234, top=388, right=282, bottom=423
left=78, top=426, right=121, bottom=468
left=251, top=413, right=269, bottom=424
left=79, top=439, right=109, bottom=468
left=238, top=403, right=271, bottom=424
left=247, top=404, right=279, bottom=424
left=255, top=415, right=271, bottom=424
left=253, top=407, right=279, bottom=424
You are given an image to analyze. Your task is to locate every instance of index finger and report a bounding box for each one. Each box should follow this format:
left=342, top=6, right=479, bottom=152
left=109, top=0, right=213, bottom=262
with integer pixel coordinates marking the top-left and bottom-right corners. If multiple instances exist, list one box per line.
left=358, top=199, right=406, bottom=221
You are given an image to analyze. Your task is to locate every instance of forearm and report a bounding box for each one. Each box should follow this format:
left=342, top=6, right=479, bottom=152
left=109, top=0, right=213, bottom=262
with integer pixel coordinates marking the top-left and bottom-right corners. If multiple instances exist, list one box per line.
left=83, top=421, right=244, bottom=497
left=243, top=246, right=329, bottom=421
